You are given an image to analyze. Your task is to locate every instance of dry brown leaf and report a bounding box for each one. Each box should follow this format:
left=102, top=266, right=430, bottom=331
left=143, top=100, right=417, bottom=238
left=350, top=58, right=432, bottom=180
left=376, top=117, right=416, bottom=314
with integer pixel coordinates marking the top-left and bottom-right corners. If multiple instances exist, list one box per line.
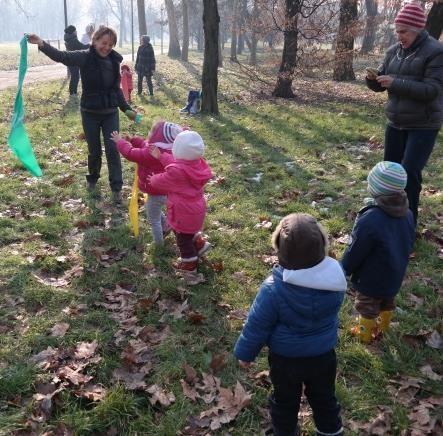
left=227, top=309, right=248, bottom=320
left=180, top=379, right=199, bottom=402
left=112, top=367, right=148, bottom=390
left=74, top=384, right=106, bottom=402
left=57, top=366, right=93, bottom=386
left=187, top=311, right=207, bottom=325
left=31, top=347, right=59, bottom=370
left=426, top=330, right=443, bottom=349
left=183, top=273, right=206, bottom=286
left=210, top=352, right=227, bottom=374
left=62, top=304, right=87, bottom=317
left=50, top=322, right=70, bottom=338
left=419, top=364, right=442, bottom=381
left=74, top=341, right=98, bottom=359
left=146, top=384, right=176, bottom=407
left=183, top=363, right=198, bottom=384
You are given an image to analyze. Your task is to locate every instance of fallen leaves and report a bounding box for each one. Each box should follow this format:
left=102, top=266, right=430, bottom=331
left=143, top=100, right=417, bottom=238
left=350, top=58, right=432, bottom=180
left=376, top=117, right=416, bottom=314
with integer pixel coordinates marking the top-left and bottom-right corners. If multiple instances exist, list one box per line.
left=49, top=322, right=70, bottom=337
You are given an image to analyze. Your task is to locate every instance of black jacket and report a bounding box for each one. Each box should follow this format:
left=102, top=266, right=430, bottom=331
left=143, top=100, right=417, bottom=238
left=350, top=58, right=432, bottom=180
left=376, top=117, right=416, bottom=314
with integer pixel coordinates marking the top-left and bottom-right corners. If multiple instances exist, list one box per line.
left=366, top=31, right=443, bottom=129
left=341, top=205, right=415, bottom=298
left=64, top=33, right=88, bottom=51
left=135, top=43, right=156, bottom=74
left=40, top=42, right=131, bottom=113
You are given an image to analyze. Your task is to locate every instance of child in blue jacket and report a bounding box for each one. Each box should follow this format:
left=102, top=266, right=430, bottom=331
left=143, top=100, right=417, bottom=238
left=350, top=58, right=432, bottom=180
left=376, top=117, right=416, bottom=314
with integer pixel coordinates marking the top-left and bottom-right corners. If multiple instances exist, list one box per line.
left=234, top=213, right=346, bottom=436
left=342, top=161, right=415, bottom=343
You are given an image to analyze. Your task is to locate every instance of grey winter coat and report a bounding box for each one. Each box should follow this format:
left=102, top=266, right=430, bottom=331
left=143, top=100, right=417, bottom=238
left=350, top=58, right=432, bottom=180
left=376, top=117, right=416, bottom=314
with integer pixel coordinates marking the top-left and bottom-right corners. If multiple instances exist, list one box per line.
left=366, top=31, right=443, bottom=129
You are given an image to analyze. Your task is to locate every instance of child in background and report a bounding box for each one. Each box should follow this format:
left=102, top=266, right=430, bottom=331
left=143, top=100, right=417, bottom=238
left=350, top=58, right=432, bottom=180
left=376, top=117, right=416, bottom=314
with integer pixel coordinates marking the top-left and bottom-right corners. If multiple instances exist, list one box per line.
left=234, top=213, right=346, bottom=436
left=120, top=64, right=133, bottom=104
left=342, top=161, right=415, bottom=343
left=110, top=121, right=185, bottom=245
left=148, top=130, right=213, bottom=273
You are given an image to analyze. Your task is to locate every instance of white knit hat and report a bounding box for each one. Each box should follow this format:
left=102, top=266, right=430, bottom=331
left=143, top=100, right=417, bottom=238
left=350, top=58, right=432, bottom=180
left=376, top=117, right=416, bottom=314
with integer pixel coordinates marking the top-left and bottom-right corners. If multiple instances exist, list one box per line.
left=172, top=131, right=205, bottom=160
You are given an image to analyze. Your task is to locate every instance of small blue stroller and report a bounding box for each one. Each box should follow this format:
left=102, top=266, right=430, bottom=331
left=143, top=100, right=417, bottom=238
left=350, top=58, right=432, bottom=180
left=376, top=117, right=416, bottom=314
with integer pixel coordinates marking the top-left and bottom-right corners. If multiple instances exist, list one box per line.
left=180, top=90, right=201, bottom=115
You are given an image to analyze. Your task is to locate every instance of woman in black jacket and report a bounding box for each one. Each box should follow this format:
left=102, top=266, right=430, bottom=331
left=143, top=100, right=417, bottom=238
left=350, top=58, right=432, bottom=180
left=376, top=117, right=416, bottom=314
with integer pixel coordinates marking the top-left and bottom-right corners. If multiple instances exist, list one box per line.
left=63, top=25, right=88, bottom=96
left=366, top=1, right=443, bottom=224
left=28, top=27, right=139, bottom=204
left=135, top=35, right=156, bottom=96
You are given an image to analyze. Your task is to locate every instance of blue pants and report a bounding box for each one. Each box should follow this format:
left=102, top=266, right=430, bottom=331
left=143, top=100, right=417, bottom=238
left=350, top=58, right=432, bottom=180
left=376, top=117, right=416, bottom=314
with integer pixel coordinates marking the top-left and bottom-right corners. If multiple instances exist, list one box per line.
left=268, top=350, right=342, bottom=436
left=145, top=195, right=167, bottom=244
left=384, top=125, right=439, bottom=224
left=81, top=110, right=123, bottom=193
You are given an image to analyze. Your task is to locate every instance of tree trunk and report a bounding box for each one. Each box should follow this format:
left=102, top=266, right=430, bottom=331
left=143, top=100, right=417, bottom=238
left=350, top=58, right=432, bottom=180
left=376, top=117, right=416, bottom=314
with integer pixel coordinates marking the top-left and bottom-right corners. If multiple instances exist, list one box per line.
left=181, top=0, right=189, bottom=61
left=118, top=0, right=125, bottom=48
left=197, top=25, right=204, bottom=51
left=201, top=0, right=220, bottom=114
left=137, top=0, right=147, bottom=37
left=218, top=29, right=223, bottom=67
left=249, top=0, right=259, bottom=66
left=165, top=0, right=181, bottom=58
left=272, top=0, right=300, bottom=98
left=230, top=0, right=239, bottom=61
left=426, top=1, right=443, bottom=40
left=360, top=0, right=378, bottom=54
left=333, top=0, right=358, bottom=81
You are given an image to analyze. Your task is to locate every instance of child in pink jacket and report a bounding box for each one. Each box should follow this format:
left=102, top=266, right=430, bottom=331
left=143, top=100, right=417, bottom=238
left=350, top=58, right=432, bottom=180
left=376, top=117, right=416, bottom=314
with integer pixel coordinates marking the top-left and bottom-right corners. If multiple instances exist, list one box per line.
left=120, top=64, right=133, bottom=103
left=149, top=130, right=213, bottom=273
left=110, top=121, right=184, bottom=245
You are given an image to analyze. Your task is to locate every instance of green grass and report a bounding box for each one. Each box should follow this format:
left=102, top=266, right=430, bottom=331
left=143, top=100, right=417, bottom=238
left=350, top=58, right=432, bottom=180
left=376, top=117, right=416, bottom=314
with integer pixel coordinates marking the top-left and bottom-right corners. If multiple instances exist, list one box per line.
left=0, top=51, right=442, bottom=435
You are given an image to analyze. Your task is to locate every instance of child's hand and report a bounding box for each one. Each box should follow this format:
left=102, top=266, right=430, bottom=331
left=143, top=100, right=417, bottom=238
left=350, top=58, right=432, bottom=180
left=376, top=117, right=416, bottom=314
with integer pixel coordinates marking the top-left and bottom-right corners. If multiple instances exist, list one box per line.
left=149, top=146, right=160, bottom=159
left=238, top=360, right=252, bottom=369
left=125, top=109, right=137, bottom=121
left=122, top=134, right=132, bottom=142
left=110, top=131, right=122, bottom=143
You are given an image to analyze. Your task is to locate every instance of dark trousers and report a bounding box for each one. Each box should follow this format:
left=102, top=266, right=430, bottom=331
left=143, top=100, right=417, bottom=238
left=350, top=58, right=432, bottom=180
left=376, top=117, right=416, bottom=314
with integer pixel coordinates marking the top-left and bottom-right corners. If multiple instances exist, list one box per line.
left=384, top=125, right=439, bottom=224
left=268, top=350, right=342, bottom=436
left=137, top=72, right=153, bottom=95
left=355, top=292, right=395, bottom=319
left=175, top=232, right=197, bottom=260
left=81, top=110, right=123, bottom=192
left=68, top=65, right=80, bottom=95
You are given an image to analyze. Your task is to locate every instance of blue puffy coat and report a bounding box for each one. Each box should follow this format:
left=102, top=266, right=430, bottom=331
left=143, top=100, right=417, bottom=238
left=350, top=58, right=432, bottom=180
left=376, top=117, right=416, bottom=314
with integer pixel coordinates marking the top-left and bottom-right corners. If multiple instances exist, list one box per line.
left=234, top=258, right=346, bottom=362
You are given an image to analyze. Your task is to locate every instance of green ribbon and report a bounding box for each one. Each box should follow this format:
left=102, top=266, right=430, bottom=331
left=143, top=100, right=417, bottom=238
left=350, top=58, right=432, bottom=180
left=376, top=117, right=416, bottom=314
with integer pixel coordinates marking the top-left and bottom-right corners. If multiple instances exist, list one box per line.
left=7, top=36, right=42, bottom=177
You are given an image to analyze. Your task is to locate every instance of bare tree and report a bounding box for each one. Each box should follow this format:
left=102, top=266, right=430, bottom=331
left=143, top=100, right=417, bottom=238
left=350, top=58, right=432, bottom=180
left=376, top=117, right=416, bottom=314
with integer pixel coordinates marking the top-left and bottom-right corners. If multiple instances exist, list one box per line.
left=249, top=0, right=260, bottom=65
left=360, top=0, right=378, bottom=54
left=272, top=0, right=300, bottom=98
left=202, top=0, right=220, bottom=114
left=426, top=0, right=443, bottom=40
left=230, top=0, right=240, bottom=61
left=165, top=0, right=181, bottom=58
left=105, top=0, right=127, bottom=47
left=137, top=0, right=147, bottom=36
left=333, top=0, right=358, bottom=81
left=182, top=0, right=189, bottom=61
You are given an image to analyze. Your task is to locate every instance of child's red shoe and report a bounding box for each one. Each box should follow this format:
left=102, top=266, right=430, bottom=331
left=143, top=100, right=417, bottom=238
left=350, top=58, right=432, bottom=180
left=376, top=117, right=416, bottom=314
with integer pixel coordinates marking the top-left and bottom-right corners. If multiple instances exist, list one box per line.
left=193, top=233, right=212, bottom=256
left=173, top=259, right=198, bottom=273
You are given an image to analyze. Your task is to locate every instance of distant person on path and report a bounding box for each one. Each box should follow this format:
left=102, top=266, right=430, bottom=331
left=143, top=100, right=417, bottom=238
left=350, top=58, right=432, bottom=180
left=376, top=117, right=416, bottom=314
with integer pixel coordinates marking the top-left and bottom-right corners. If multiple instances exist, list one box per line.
left=27, top=26, right=140, bottom=204
left=135, top=35, right=156, bottom=96
left=63, top=25, right=88, bottom=96
left=342, top=162, right=415, bottom=343
left=234, top=213, right=346, bottom=436
left=148, top=131, right=213, bottom=273
left=81, top=24, right=95, bottom=44
left=365, top=1, right=443, bottom=225
left=110, top=121, right=186, bottom=245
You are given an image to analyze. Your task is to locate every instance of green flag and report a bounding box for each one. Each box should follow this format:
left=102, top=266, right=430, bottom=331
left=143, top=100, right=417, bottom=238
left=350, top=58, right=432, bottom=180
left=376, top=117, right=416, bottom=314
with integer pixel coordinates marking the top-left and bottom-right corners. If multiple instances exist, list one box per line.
left=7, top=36, right=42, bottom=177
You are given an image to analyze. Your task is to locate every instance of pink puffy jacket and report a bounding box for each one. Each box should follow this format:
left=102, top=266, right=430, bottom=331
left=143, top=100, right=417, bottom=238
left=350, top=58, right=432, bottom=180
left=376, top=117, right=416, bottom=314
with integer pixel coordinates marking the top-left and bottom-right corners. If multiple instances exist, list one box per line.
left=150, top=155, right=213, bottom=234
left=116, top=136, right=171, bottom=195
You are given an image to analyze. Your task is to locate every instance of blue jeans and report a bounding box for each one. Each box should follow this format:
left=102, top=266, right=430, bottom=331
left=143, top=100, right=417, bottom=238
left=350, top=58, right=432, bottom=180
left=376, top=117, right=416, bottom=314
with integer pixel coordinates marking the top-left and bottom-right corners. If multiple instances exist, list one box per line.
left=145, top=195, right=167, bottom=244
left=384, top=125, right=439, bottom=224
left=81, top=110, right=123, bottom=193
left=268, top=350, right=342, bottom=436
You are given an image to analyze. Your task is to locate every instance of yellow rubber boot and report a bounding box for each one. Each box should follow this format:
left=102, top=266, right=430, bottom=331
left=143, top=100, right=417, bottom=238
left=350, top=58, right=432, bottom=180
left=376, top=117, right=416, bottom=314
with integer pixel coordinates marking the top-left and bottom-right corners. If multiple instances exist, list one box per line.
left=351, top=317, right=377, bottom=343
left=378, top=311, right=393, bottom=333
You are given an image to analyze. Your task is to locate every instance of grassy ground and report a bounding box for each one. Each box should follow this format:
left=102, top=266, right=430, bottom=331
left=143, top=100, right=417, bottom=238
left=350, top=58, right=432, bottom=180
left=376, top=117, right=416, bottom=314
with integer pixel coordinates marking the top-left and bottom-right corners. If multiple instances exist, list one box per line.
left=0, top=51, right=442, bottom=435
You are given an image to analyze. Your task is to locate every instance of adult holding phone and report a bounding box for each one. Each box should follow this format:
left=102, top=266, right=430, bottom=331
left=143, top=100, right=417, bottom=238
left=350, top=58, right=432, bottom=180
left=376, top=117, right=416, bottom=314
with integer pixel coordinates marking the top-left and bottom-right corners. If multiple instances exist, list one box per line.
left=27, top=26, right=140, bottom=204
left=365, top=1, right=443, bottom=225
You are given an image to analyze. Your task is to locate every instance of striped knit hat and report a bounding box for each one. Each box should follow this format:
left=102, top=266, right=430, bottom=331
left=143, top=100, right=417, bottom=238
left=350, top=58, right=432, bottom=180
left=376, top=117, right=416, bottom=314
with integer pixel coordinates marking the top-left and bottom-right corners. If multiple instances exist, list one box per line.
left=367, top=161, right=407, bottom=197
left=394, top=1, right=426, bottom=32
left=148, top=121, right=184, bottom=149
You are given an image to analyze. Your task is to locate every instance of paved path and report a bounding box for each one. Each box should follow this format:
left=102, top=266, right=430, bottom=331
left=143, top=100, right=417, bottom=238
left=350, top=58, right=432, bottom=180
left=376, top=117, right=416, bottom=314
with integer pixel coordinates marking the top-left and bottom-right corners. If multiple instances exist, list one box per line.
left=0, top=53, right=144, bottom=91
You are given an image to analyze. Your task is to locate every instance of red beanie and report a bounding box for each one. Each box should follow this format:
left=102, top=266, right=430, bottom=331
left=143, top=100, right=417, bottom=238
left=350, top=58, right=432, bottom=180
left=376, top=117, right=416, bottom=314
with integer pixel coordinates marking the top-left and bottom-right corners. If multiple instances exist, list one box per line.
left=394, top=2, right=426, bottom=31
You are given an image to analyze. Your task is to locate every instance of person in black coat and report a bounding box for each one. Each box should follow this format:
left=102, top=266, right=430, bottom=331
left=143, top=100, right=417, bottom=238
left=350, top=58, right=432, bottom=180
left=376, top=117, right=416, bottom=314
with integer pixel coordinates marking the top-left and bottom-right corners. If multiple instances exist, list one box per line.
left=135, top=35, right=156, bottom=96
left=63, top=25, right=89, bottom=96
left=27, top=27, right=140, bottom=204
left=365, top=2, right=443, bottom=225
